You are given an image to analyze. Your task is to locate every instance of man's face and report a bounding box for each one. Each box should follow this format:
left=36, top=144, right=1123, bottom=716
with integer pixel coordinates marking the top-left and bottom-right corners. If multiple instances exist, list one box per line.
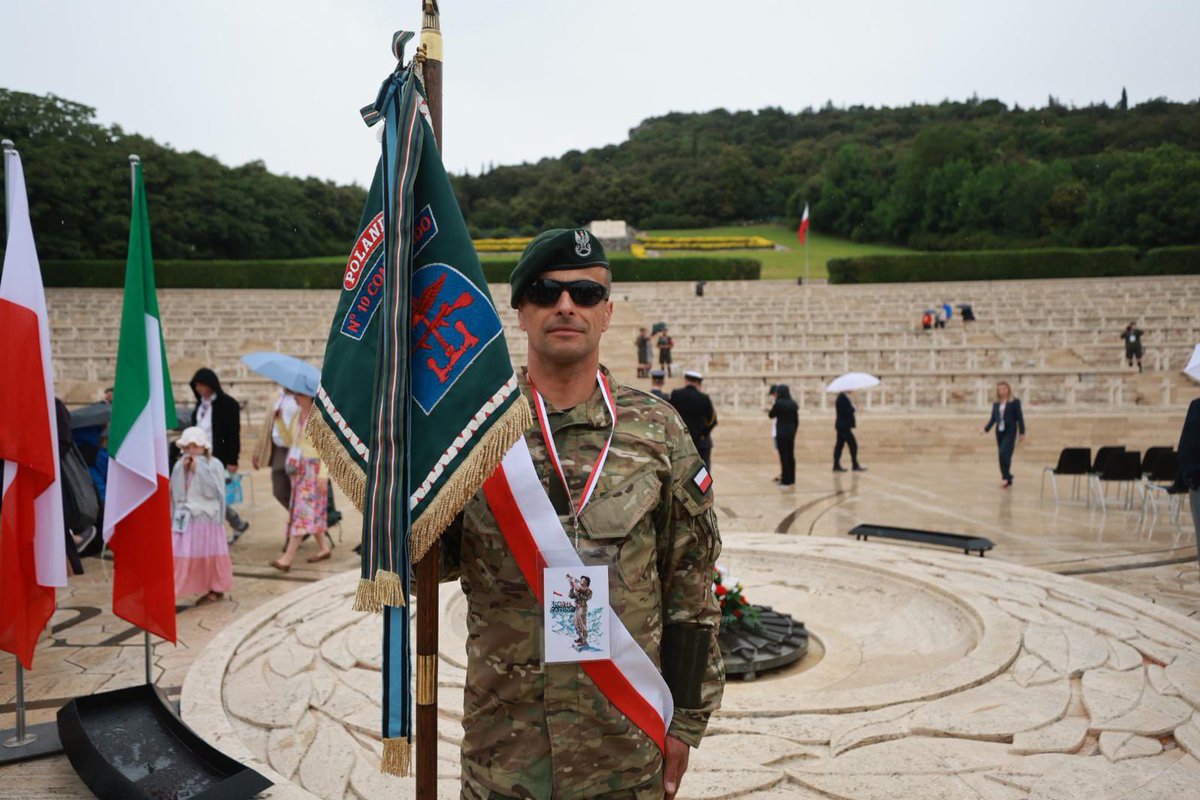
left=517, top=267, right=613, bottom=367
left=196, top=383, right=215, bottom=400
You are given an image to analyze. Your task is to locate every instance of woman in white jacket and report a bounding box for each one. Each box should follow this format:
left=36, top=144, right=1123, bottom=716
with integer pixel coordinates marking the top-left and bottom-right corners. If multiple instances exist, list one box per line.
left=170, top=427, right=234, bottom=604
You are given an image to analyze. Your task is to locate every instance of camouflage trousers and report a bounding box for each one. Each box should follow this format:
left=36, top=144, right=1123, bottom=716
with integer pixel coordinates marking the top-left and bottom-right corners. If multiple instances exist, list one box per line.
left=461, top=772, right=664, bottom=799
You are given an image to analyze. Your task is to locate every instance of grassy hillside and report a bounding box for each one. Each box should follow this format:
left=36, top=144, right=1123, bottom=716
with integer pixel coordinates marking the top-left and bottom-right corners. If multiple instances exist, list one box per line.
left=643, top=225, right=911, bottom=279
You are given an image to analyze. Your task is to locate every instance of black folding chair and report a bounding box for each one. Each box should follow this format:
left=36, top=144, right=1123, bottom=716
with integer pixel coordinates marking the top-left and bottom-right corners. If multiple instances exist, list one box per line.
left=1086, top=446, right=1125, bottom=508
left=1091, top=446, right=1125, bottom=475
left=1140, top=450, right=1185, bottom=527
left=1141, top=447, right=1175, bottom=478
left=1090, top=450, right=1142, bottom=513
left=1041, top=448, right=1091, bottom=505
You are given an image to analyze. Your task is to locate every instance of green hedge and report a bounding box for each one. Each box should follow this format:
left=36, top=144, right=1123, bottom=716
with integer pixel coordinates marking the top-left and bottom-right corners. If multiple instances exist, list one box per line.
left=481, top=257, right=760, bottom=283
left=826, top=246, right=1200, bottom=284
left=30, top=256, right=760, bottom=288
left=1141, top=245, right=1200, bottom=274
left=37, top=259, right=345, bottom=289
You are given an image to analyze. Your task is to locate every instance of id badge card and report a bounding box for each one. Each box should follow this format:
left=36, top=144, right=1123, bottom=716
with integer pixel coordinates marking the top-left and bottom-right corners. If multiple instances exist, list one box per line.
left=543, top=564, right=611, bottom=663
left=172, top=507, right=191, bottom=535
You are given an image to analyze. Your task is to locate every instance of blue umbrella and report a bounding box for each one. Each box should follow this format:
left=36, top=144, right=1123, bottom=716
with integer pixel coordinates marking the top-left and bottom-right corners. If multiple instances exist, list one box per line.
left=241, top=351, right=320, bottom=396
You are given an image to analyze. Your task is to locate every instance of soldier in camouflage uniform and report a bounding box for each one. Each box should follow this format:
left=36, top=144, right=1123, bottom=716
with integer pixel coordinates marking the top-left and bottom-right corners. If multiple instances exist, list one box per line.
left=569, top=575, right=593, bottom=648
left=440, top=228, right=724, bottom=799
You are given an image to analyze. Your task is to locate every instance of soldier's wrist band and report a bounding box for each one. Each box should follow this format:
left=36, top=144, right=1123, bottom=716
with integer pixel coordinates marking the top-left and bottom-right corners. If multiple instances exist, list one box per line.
left=661, top=623, right=710, bottom=709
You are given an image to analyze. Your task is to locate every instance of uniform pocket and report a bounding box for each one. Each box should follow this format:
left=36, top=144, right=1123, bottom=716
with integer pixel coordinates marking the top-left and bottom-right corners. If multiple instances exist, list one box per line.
left=579, top=469, right=662, bottom=541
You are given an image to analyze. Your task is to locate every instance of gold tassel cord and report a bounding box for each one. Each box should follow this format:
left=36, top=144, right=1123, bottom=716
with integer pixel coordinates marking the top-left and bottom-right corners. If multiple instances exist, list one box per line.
left=306, top=412, right=367, bottom=512
left=352, top=578, right=381, bottom=613
left=409, top=398, right=533, bottom=562
left=381, top=737, right=412, bottom=777
left=374, top=569, right=407, bottom=608
left=416, top=654, right=438, bottom=705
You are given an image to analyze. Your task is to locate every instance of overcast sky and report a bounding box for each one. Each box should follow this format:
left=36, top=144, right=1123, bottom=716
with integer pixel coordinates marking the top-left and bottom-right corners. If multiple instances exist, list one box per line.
left=3, top=1, right=1198, bottom=187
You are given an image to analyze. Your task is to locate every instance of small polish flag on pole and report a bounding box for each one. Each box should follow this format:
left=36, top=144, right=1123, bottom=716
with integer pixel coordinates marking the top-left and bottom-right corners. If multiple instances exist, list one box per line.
left=797, top=204, right=810, bottom=245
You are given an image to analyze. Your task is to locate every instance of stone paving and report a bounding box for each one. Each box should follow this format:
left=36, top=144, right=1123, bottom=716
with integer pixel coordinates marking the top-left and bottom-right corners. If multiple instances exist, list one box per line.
left=181, top=536, right=1200, bottom=800
left=2, top=434, right=1197, bottom=797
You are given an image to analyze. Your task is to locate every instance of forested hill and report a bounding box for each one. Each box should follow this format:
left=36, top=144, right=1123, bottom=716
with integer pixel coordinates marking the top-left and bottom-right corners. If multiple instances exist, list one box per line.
left=3, top=89, right=1199, bottom=259
left=454, top=95, right=1200, bottom=251
left=0, top=89, right=367, bottom=260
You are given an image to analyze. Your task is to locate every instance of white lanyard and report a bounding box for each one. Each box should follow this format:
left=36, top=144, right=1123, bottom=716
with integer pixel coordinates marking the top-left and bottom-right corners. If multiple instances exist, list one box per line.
left=530, top=370, right=617, bottom=536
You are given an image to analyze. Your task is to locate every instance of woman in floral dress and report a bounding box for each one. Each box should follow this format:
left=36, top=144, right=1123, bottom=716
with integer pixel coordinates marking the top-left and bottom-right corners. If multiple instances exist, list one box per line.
left=269, top=390, right=332, bottom=571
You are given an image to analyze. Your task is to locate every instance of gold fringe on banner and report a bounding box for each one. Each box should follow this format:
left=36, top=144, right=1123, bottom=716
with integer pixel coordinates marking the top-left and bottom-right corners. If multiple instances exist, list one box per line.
left=374, top=569, right=407, bottom=608
left=410, top=398, right=533, bottom=562
left=416, top=654, right=438, bottom=705
left=306, top=412, right=367, bottom=512
left=352, top=578, right=381, bottom=613
left=381, top=737, right=411, bottom=777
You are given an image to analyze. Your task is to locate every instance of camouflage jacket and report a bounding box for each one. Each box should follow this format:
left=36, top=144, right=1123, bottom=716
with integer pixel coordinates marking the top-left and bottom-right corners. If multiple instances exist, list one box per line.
left=441, top=365, right=724, bottom=799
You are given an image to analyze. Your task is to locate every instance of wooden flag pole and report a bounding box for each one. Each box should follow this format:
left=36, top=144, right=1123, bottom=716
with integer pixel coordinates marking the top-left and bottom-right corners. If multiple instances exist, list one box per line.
left=415, top=2, right=443, bottom=796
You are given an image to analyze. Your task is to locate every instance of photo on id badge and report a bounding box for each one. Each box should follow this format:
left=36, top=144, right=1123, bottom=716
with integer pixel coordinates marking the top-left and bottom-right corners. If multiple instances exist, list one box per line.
left=543, top=564, right=610, bottom=662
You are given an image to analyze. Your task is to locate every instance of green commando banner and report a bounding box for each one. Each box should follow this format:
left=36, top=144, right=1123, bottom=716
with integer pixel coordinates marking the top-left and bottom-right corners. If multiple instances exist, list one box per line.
left=308, top=35, right=531, bottom=774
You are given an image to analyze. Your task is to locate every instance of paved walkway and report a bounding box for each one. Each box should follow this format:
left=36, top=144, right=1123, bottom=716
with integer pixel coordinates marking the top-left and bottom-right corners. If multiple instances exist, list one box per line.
left=182, top=537, right=1200, bottom=799
left=2, top=429, right=1197, bottom=798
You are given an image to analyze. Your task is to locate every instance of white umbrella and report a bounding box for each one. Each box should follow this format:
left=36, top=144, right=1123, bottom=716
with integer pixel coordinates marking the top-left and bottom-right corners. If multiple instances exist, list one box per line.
left=826, top=372, right=881, bottom=393
left=1183, top=344, right=1200, bottom=384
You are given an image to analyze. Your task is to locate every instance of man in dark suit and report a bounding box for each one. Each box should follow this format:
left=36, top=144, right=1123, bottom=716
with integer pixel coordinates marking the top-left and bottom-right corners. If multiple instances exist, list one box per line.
left=833, top=391, right=865, bottom=472
left=649, top=368, right=670, bottom=401
left=190, top=368, right=249, bottom=534
left=1176, top=397, right=1200, bottom=572
left=670, top=370, right=717, bottom=470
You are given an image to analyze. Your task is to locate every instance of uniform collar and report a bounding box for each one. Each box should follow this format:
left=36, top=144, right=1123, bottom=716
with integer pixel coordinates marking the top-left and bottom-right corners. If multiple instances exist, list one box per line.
left=519, top=364, right=616, bottom=429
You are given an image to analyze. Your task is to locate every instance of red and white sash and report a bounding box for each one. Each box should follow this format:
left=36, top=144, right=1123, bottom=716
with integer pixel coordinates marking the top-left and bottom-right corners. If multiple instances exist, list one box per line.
left=482, top=435, right=674, bottom=752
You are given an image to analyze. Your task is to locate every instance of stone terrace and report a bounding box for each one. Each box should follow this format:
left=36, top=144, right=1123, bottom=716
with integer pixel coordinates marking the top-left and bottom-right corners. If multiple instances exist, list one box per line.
left=45, top=276, right=1199, bottom=429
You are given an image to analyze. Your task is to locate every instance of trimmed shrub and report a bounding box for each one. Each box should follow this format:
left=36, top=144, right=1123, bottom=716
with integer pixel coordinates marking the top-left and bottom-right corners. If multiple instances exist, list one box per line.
left=36, top=259, right=346, bottom=289
left=481, top=257, right=760, bottom=283
left=827, top=247, right=1149, bottom=284
left=31, top=256, right=760, bottom=289
left=1142, top=246, right=1200, bottom=275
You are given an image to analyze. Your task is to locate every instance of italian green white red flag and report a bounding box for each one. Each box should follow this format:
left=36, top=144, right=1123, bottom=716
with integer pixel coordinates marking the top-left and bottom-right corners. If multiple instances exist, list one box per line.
left=0, top=144, right=68, bottom=669
left=103, top=160, right=178, bottom=643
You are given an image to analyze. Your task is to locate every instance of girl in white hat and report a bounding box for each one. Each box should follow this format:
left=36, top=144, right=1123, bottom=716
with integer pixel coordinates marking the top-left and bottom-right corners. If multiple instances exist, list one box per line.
left=170, top=426, right=234, bottom=604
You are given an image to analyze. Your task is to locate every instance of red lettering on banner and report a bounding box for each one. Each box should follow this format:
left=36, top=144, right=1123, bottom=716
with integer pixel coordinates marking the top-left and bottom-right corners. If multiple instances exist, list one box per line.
left=343, top=212, right=386, bottom=290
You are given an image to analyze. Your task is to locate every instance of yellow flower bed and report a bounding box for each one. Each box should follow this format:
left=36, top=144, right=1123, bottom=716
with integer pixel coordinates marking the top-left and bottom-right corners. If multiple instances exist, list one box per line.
left=629, top=243, right=648, bottom=259
left=473, top=237, right=534, bottom=252
left=638, top=235, right=775, bottom=250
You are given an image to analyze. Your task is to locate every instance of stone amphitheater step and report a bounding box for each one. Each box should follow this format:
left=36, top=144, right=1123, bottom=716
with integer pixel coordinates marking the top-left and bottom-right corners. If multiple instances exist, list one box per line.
left=42, top=276, right=1200, bottom=418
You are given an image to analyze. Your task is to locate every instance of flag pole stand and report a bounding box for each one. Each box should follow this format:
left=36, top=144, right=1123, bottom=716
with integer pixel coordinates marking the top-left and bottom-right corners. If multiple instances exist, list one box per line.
left=1, top=659, right=63, bottom=764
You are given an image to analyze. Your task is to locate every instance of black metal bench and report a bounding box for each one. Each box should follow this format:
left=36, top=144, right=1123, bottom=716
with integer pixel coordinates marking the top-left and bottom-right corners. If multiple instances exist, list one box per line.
left=850, top=523, right=994, bottom=557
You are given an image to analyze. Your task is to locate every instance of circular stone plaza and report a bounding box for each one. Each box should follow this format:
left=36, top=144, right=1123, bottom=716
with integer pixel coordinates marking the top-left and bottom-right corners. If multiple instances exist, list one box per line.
left=4, top=276, right=1199, bottom=799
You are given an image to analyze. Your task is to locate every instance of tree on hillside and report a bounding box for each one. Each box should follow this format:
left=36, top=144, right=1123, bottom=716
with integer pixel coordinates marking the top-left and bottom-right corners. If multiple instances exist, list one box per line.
left=0, top=88, right=367, bottom=260
left=451, top=96, right=1200, bottom=251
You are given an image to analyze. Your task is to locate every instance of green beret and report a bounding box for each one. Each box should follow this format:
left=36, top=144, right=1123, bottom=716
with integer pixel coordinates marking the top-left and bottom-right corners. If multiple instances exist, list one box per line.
left=509, top=228, right=609, bottom=308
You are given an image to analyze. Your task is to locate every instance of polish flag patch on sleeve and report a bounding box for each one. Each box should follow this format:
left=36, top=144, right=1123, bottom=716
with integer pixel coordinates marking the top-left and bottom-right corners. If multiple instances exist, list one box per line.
left=692, top=465, right=712, bottom=494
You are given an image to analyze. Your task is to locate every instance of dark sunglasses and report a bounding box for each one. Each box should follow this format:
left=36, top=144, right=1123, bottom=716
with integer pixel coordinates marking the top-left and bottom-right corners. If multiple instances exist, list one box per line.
left=523, top=278, right=610, bottom=308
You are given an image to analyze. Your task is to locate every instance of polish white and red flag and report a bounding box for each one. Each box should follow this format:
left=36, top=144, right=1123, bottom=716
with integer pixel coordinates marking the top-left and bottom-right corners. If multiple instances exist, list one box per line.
left=0, top=145, right=68, bottom=669
left=797, top=203, right=810, bottom=245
